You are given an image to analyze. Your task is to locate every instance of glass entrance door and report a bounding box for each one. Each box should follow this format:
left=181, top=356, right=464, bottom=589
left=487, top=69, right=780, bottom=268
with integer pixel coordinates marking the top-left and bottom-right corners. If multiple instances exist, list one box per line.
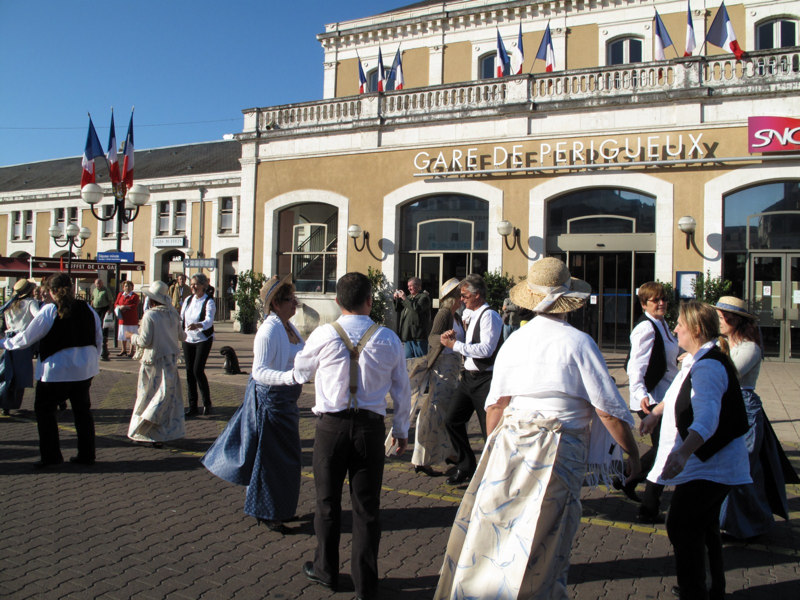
left=749, top=253, right=800, bottom=361
left=418, top=253, right=469, bottom=308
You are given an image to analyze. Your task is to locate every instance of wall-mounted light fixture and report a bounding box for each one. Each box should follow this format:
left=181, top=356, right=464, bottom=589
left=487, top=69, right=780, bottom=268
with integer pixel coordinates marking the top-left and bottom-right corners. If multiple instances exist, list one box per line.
left=497, top=220, right=521, bottom=251
left=678, top=215, right=697, bottom=250
left=348, top=224, right=369, bottom=252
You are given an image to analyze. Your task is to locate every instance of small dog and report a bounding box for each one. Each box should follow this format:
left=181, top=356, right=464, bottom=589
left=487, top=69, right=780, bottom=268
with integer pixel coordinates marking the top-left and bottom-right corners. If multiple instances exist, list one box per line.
left=219, top=346, right=244, bottom=375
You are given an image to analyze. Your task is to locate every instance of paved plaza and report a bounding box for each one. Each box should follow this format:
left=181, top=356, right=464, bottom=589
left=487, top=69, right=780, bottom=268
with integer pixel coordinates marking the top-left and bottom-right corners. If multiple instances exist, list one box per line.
left=1, top=323, right=798, bottom=599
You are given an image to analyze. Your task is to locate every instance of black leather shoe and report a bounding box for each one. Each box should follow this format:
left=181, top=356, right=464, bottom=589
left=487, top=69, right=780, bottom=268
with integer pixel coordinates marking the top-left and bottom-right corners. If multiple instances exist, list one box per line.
left=612, top=476, right=642, bottom=503
left=303, top=561, right=337, bottom=591
left=637, top=510, right=665, bottom=525
left=185, top=407, right=199, bottom=417
left=69, top=456, right=95, bottom=466
left=671, top=585, right=680, bottom=597
left=414, top=465, right=436, bottom=476
left=258, top=519, right=291, bottom=534
left=446, top=469, right=472, bottom=485
left=34, top=458, right=64, bottom=469
left=202, top=405, right=213, bottom=416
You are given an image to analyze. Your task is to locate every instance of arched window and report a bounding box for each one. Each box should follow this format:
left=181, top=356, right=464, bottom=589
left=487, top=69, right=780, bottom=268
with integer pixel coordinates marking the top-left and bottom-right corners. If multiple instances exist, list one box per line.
left=607, top=37, right=642, bottom=65
left=547, top=188, right=656, bottom=238
left=276, top=203, right=338, bottom=293
left=479, top=52, right=497, bottom=79
left=756, top=18, right=798, bottom=49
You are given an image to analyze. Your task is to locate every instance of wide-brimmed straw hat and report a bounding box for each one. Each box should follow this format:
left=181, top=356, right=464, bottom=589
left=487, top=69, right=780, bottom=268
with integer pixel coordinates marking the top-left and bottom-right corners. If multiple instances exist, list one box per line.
left=142, top=281, right=172, bottom=307
left=440, top=277, right=461, bottom=302
left=509, top=257, right=591, bottom=314
left=714, top=296, right=756, bottom=320
left=260, top=274, right=293, bottom=314
left=13, top=279, right=36, bottom=299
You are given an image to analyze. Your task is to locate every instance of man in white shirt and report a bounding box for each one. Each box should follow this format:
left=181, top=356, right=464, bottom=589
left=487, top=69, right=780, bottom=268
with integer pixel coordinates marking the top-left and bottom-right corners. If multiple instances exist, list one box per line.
left=440, top=274, right=503, bottom=485
left=291, top=272, right=411, bottom=600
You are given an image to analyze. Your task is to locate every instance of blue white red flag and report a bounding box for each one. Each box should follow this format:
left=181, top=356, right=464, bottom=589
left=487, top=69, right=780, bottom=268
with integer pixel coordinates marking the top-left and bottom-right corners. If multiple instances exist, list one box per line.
left=358, top=56, right=367, bottom=93
left=122, top=111, right=135, bottom=189
left=509, top=23, right=524, bottom=74
left=535, top=22, right=555, bottom=72
left=81, top=116, right=104, bottom=188
left=706, top=1, right=743, bottom=59
left=684, top=1, right=696, bottom=56
left=654, top=10, right=674, bottom=60
left=107, top=111, right=121, bottom=185
left=495, top=29, right=509, bottom=77
left=377, top=47, right=386, bottom=92
left=390, top=48, right=404, bottom=90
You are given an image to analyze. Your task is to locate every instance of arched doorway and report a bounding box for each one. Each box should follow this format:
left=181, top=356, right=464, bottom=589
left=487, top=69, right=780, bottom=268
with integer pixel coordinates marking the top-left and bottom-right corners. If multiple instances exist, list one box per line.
left=218, top=248, right=239, bottom=320
left=546, top=187, right=657, bottom=351
left=398, top=194, right=489, bottom=307
left=159, top=249, right=186, bottom=284
left=724, top=180, right=800, bottom=361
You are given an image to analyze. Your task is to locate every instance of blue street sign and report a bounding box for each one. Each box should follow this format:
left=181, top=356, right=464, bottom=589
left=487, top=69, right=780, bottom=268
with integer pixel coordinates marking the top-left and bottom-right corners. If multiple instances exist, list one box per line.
left=96, top=251, right=136, bottom=263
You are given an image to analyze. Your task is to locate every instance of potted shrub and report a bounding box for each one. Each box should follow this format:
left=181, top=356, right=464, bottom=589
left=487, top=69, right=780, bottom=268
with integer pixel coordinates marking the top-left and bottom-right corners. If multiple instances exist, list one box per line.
left=232, top=270, right=267, bottom=334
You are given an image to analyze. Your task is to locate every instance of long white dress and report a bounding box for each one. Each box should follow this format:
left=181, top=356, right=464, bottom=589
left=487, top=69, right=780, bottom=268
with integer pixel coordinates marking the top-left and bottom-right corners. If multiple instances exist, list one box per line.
left=128, top=305, right=187, bottom=443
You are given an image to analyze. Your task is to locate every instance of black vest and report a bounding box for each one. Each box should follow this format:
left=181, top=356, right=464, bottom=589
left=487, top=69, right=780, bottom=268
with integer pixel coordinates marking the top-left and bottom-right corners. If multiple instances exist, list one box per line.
left=39, top=300, right=97, bottom=361
left=675, top=347, right=748, bottom=462
left=182, top=294, right=215, bottom=339
left=625, top=315, right=667, bottom=393
left=469, top=306, right=503, bottom=372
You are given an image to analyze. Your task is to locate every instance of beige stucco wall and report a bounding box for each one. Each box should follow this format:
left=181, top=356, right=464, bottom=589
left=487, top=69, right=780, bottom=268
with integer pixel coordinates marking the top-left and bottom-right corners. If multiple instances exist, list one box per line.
left=403, top=47, right=430, bottom=89
left=443, top=40, right=472, bottom=84
left=34, top=211, right=49, bottom=257
left=567, top=23, right=599, bottom=69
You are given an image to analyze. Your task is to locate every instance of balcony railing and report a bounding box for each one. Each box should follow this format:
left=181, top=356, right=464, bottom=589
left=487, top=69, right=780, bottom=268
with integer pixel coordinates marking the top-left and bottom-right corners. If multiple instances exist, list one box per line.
left=242, top=48, right=800, bottom=137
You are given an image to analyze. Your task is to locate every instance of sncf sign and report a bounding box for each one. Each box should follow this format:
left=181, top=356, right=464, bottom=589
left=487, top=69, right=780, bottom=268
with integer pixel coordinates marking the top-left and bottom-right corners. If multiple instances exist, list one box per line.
left=748, top=116, right=800, bottom=153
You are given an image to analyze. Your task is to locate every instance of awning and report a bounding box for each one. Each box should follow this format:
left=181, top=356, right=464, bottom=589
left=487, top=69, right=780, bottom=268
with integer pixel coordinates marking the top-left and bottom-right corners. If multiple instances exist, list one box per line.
left=0, top=256, right=145, bottom=279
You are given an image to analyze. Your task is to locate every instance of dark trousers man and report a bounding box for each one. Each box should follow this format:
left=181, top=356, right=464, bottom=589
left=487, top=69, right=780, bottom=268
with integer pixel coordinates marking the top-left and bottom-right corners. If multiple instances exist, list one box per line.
left=183, top=339, right=213, bottom=411
left=312, top=410, right=385, bottom=599
left=445, top=370, right=492, bottom=475
left=34, top=378, right=95, bottom=464
left=667, top=479, right=731, bottom=600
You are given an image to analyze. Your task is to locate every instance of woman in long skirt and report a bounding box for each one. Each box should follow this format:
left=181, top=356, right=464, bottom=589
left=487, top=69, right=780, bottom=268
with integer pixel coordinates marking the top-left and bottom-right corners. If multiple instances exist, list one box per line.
left=202, top=274, right=304, bottom=534
left=125, top=281, right=186, bottom=445
left=0, top=279, right=39, bottom=415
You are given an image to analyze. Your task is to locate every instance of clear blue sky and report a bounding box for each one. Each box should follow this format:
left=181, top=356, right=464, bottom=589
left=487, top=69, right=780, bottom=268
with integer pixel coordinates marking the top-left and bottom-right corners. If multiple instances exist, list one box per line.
left=0, top=0, right=406, bottom=167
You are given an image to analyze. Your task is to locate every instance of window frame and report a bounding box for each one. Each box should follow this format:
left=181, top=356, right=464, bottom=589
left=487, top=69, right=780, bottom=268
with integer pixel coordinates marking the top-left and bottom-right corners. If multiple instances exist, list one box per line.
left=607, top=36, right=643, bottom=66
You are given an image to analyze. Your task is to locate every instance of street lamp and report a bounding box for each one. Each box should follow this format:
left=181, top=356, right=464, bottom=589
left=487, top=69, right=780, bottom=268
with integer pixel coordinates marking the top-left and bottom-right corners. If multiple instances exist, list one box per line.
left=49, top=223, right=91, bottom=275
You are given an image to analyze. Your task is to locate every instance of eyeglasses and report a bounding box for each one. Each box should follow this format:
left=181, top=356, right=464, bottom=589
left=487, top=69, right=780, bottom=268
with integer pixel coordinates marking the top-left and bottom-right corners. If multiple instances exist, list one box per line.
left=647, top=297, right=667, bottom=304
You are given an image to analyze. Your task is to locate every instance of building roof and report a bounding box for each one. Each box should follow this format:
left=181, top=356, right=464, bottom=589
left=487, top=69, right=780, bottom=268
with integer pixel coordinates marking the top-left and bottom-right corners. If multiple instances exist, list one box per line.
left=0, top=140, right=241, bottom=193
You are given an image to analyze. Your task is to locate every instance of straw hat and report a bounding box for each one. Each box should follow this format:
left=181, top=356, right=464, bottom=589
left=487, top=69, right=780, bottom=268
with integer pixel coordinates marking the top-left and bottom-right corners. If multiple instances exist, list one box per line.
left=13, top=279, right=36, bottom=299
left=509, top=257, right=591, bottom=314
left=714, top=296, right=756, bottom=320
left=440, top=277, right=461, bottom=302
left=142, top=281, right=172, bottom=307
left=260, top=274, right=293, bottom=314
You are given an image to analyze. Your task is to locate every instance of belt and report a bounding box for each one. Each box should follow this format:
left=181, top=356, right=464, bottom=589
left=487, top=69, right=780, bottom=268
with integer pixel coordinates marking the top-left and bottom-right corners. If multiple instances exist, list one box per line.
left=321, top=409, right=383, bottom=422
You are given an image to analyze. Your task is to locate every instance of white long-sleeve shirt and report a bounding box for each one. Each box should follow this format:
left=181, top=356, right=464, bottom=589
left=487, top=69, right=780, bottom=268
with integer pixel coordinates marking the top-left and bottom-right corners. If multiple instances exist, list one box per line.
left=252, top=313, right=304, bottom=386
left=180, top=294, right=216, bottom=343
left=0, top=303, right=101, bottom=382
left=626, top=312, right=680, bottom=410
left=452, top=303, right=503, bottom=372
left=291, top=314, right=412, bottom=438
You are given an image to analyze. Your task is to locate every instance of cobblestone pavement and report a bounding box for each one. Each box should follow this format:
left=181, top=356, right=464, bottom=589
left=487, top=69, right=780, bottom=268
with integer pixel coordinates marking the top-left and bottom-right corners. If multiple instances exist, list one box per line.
left=1, top=324, right=798, bottom=599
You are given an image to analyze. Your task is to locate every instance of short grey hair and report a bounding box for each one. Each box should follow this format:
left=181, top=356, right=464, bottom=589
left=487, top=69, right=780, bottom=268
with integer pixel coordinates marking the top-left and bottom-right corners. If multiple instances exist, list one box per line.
left=191, top=273, right=210, bottom=287
left=460, top=274, right=486, bottom=298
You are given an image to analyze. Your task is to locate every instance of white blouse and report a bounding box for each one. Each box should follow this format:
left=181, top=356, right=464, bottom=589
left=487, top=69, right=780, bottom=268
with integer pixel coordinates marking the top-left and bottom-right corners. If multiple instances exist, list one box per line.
left=626, top=312, right=680, bottom=410
left=647, top=342, right=751, bottom=487
left=252, top=313, right=304, bottom=386
left=180, top=294, right=216, bottom=344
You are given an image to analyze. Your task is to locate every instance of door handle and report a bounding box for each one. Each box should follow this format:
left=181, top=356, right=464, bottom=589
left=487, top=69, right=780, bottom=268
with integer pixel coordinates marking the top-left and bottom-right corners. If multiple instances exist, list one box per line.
left=772, top=307, right=786, bottom=320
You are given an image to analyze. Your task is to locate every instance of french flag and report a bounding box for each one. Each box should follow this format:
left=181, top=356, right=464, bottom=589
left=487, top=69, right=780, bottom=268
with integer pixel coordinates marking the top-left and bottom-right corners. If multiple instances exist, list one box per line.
left=377, top=47, right=386, bottom=92
left=107, top=111, right=121, bottom=185
left=654, top=10, right=675, bottom=61
left=535, top=22, right=555, bottom=73
left=122, top=111, right=135, bottom=189
left=706, top=1, right=743, bottom=60
left=390, top=48, right=404, bottom=90
left=684, top=1, right=696, bottom=56
left=358, top=56, right=367, bottom=93
left=495, top=29, right=509, bottom=77
left=509, top=23, right=524, bottom=75
left=80, top=116, right=104, bottom=188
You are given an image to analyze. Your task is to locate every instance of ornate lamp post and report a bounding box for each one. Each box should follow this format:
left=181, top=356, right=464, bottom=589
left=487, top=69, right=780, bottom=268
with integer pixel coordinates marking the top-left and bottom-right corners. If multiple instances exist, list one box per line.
left=49, top=223, right=91, bottom=275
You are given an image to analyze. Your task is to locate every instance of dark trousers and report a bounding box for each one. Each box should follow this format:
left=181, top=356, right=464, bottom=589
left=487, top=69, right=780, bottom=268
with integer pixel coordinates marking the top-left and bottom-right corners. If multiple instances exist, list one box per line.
left=183, top=339, right=213, bottom=408
left=94, top=306, right=109, bottom=358
left=34, top=378, right=95, bottom=463
left=445, top=369, right=492, bottom=473
left=667, top=479, right=731, bottom=600
left=312, top=410, right=385, bottom=599
left=636, top=409, right=665, bottom=516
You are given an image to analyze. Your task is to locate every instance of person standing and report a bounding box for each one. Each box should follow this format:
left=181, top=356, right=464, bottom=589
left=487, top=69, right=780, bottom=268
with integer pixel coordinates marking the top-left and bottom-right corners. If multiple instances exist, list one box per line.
left=619, top=281, right=680, bottom=523
left=114, top=280, right=140, bottom=357
left=0, top=273, right=101, bottom=467
left=0, top=279, right=39, bottom=415
left=91, top=278, right=113, bottom=361
left=393, top=276, right=431, bottom=358
left=125, top=281, right=186, bottom=446
left=170, top=273, right=191, bottom=310
left=440, top=274, right=502, bottom=485
left=181, top=273, right=216, bottom=417
left=291, top=272, right=411, bottom=600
